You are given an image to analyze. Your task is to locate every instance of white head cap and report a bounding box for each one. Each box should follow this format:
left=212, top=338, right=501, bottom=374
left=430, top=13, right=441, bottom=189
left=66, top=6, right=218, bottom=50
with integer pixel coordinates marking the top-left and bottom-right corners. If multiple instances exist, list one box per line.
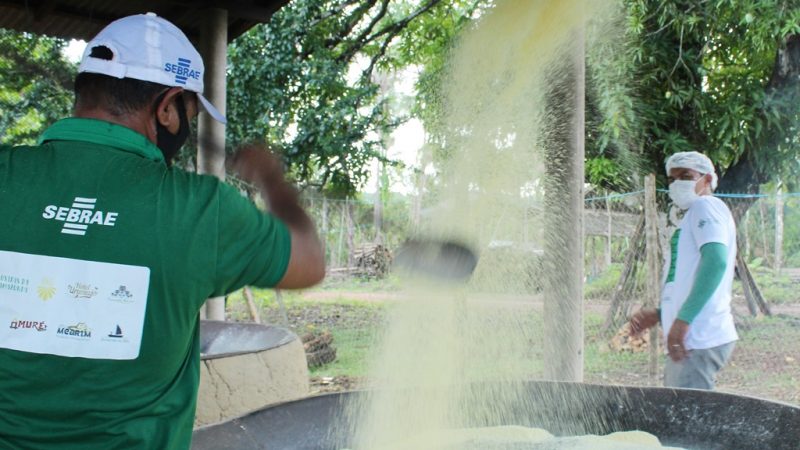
left=665, top=151, right=718, bottom=190
left=78, top=13, right=226, bottom=124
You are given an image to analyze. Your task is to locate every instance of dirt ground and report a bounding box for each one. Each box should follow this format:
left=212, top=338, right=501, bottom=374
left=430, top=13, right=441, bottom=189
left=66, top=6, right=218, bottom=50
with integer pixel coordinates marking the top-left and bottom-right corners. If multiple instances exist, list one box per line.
left=257, top=290, right=799, bottom=406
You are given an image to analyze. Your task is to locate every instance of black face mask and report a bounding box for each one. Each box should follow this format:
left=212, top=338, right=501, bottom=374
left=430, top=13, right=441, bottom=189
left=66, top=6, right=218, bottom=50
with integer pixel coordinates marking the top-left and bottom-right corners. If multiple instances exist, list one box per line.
left=154, top=93, right=189, bottom=166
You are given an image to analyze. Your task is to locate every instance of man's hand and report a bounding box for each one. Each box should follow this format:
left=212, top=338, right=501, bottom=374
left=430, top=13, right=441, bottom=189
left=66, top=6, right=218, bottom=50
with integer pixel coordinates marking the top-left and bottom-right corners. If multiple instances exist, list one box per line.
left=230, top=145, right=285, bottom=193
left=667, top=319, right=690, bottom=362
left=629, top=307, right=659, bottom=337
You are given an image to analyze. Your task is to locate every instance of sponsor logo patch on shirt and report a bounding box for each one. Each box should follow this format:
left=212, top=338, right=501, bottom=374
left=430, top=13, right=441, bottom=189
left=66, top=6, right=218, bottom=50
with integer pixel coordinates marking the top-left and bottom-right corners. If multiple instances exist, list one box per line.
left=0, top=250, right=149, bottom=360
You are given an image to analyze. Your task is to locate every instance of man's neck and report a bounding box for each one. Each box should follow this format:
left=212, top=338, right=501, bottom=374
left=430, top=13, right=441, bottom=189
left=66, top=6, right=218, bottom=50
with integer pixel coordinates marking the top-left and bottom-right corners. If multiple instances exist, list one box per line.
left=73, top=107, right=156, bottom=143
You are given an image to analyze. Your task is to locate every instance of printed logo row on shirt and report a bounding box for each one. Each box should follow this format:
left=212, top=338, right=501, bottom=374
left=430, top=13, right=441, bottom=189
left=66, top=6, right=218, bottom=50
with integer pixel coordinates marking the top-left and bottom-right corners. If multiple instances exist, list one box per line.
left=8, top=320, right=127, bottom=341
left=0, top=274, right=135, bottom=303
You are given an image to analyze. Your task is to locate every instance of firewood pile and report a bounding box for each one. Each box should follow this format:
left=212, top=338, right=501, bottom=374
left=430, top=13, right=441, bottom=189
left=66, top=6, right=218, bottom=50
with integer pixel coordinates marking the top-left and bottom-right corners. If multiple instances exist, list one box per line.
left=609, top=322, right=650, bottom=353
left=301, top=331, right=337, bottom=368
left=353, top=243, right=392, bottom=279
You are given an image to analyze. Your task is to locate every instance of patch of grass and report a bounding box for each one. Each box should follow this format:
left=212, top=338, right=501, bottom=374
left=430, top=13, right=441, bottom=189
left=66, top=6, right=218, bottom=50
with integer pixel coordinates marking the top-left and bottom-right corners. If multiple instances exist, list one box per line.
left=309, top=327, right=380, bottom=378
left=736, top=260, right=800, bottom=304
left=319, top=275, right=404, bottom=293
left=221, top=280, right=799, bottom=404
left=584, top=264, right=623, bottom=300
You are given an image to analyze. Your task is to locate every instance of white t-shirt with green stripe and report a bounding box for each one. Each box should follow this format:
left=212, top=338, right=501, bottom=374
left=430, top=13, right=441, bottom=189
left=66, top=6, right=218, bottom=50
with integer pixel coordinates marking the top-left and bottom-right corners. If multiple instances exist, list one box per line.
left=660, top=195, right=738, bottom=350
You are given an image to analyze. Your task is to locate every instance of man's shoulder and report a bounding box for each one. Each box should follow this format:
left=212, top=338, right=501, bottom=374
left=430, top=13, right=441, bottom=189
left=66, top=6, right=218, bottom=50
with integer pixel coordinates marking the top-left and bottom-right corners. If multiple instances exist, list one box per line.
left=691, top=195, right=731, bottom=214
left=687, top=195, right=735, bottom=235
left=164, top=168, right=225, bottom=190
left=161, top=169, right=247, bottom=207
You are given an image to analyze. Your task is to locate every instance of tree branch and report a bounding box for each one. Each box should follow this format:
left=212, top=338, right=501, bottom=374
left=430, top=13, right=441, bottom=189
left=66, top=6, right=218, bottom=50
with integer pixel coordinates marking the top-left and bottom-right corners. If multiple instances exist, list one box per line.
left=335, top=0, right=390, bottom=64
left=358, top=0, right=444, bottom=81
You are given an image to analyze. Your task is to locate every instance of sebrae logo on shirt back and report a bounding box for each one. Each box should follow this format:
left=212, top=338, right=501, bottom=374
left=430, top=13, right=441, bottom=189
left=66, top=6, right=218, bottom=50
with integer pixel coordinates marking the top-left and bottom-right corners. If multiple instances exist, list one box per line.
left=41, top=197, right=119, bottom=236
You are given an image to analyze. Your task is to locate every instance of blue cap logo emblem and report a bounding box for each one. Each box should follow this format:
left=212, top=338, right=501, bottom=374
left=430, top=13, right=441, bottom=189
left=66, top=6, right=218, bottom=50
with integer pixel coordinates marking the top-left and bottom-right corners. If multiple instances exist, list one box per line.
left=175, top=58, right=191, bottom=85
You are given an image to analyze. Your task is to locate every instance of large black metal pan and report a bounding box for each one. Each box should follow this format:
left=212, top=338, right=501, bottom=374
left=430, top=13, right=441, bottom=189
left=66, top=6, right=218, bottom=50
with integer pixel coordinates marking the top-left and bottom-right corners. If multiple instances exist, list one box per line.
left=192, top=381, right=800, bottom=450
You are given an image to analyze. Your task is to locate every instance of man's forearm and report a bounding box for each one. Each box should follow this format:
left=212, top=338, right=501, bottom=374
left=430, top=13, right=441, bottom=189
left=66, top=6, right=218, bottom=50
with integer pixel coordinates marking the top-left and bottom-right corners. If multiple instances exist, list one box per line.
left=677, top=242, right=728, bottom=323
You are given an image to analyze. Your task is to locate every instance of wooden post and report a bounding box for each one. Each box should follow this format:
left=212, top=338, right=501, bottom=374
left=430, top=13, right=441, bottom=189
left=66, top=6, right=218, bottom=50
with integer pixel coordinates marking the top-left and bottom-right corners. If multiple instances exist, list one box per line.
left=775, top=184, right=784, bottom=274
left=322, top=196, right=329, bottom=266
left=644, top=174, right=660, bottom=380
left=759, top=200, right=769, bottom=264
left=737, top=252, right=773, bottom=317
left=197, top=9, right=228, bottom=321
left=605, top=190, right=613, bottom=268
left=274, top=289, right=290, bottom=328
left=346, top=197, right=355, bottom=269
left=742, top=209, right=750, bottom=261
left=336, top=200, right=346, bottom=269
left=243, top=287, right=261, bottom=324
left=542, top=28, right=584, bottom=382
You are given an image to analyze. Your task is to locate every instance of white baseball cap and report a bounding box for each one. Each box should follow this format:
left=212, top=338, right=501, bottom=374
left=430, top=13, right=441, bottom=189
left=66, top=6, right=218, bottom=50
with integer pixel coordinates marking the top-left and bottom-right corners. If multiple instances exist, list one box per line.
left=78, top=13, right=226, bottom=124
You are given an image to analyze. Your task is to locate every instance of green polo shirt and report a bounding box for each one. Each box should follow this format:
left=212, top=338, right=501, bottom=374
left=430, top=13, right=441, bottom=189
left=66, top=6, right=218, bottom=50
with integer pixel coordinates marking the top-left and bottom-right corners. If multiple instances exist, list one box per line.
left=0, top=118, right=291, bottom=449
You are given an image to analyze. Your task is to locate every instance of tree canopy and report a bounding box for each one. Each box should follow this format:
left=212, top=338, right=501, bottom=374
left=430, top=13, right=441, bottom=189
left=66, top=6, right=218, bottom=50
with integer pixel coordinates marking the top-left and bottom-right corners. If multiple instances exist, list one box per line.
left=225, top=0, right=487, bottom=197
left=588, top=0, right=800, bottom=194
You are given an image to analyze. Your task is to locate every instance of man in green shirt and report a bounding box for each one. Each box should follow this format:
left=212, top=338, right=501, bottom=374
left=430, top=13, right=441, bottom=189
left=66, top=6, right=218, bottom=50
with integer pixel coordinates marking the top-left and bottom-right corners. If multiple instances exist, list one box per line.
left=0, top=13, right=324, bottom=449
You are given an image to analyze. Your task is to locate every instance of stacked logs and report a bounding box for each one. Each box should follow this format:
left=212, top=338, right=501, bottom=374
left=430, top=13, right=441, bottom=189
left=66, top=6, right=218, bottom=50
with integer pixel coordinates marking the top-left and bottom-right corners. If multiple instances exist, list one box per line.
left=353, top=244, right=392, bottom=279
left=301, top=331, right=337, bottom=368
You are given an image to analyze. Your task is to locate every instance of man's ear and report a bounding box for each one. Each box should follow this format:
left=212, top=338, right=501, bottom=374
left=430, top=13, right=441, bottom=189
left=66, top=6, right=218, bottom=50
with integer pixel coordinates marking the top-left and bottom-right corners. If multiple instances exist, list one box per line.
left=154, top=87, right=184, bottom=129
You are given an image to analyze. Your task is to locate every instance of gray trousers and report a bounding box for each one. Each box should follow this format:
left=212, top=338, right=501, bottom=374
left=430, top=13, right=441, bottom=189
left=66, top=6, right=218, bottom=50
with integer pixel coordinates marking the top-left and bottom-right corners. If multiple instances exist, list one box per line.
left=664, top=341, right=736, bottom=390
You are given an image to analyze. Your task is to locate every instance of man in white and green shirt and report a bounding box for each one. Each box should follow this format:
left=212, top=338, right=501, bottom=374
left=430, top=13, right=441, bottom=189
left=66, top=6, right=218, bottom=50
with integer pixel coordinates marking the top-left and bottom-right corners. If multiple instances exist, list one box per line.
left=631, top=151, right=738, bottom=390
left=0, top=14, right=324, bottom=449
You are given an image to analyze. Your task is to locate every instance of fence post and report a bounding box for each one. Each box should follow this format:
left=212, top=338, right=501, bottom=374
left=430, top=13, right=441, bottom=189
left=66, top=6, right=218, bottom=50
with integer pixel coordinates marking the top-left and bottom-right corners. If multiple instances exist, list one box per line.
left=644, top=174, right=660, bottom=381
left=759, top=201, right=769, bottom=264
left=336, top=200, right=346, bottom=269
left=322, top=196, right=329, bottom=265
left=775, top=184, right=784, bottom=274
left=346, top=197, right=355, bottom=268
left=743, top=209, right=750, bottom=261
left=605, top=190, right=613, bottom=268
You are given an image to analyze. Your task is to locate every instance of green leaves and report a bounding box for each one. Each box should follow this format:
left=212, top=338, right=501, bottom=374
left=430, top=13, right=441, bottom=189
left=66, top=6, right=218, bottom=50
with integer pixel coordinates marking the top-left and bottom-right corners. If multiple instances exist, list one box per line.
left=588, top=0, right=800, bottom=194
left=225, top=0, right=459, bottom=196
left=0, top=29, right=76, bottom=145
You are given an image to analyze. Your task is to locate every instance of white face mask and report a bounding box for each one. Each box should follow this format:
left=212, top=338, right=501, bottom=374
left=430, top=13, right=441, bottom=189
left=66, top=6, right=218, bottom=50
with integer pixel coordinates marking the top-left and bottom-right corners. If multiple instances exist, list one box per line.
left=669, top=179, right=700, bottom=210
